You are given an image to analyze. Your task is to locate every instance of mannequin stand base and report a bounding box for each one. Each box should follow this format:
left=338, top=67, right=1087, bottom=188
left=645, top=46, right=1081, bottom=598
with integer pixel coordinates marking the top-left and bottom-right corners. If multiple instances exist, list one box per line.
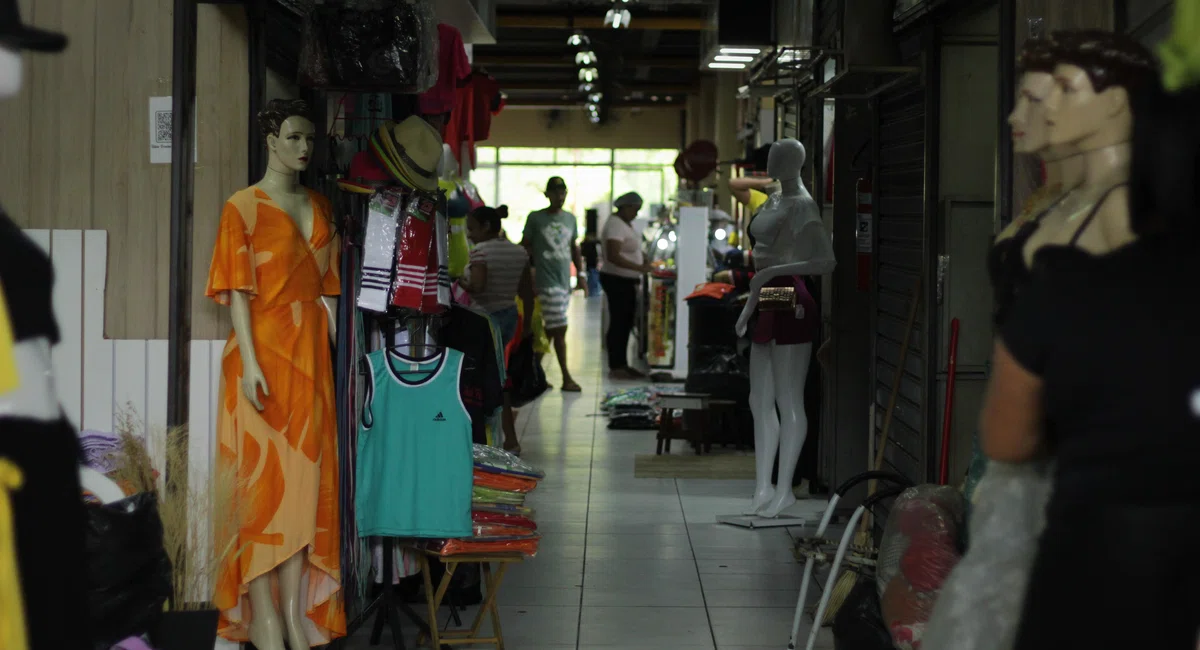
left=716, top=499, right=827, bottom=529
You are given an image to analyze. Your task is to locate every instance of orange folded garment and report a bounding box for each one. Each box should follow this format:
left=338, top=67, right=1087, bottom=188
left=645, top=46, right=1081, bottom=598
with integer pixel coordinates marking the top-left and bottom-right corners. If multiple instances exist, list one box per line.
left=473, top=468, right=538, bottom=493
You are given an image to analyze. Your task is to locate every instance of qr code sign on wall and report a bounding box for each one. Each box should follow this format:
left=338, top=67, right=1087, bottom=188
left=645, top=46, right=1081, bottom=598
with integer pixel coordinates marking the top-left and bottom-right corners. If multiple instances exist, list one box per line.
left=154, top=110, right=172, bottom=146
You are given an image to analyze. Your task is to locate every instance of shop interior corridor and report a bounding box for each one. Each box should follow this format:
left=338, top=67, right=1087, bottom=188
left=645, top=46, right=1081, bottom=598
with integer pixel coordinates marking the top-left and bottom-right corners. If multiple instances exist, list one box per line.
left=344, top=297, right=833, bottom=649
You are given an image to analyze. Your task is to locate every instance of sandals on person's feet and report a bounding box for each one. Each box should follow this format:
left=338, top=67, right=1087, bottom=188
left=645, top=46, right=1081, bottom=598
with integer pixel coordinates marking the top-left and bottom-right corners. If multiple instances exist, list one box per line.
left=561, top=380, right=582, bottom=392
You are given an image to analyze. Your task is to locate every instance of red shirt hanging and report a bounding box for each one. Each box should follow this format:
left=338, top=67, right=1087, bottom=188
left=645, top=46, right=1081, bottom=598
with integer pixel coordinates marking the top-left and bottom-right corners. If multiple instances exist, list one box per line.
left=418, top=24, right=471, bottom=116
left=445, top=72, right=504, bottom=172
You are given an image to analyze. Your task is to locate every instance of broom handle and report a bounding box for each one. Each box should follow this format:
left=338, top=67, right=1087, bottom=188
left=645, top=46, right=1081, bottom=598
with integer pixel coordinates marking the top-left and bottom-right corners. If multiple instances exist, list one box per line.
left=863, top=277, right=922, bottom=532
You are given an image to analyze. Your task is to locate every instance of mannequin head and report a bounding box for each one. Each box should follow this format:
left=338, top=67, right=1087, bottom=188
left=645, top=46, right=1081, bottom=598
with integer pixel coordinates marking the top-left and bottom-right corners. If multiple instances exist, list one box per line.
left=767, top=139, right=805, bottom=180
left=258, top=98, right=315, bottom=173
left=1009, top=39, right=1058, bottom=155
left=1043, top=30, right=1157, bottom=151
left=0, top=45, right=20, bottom=99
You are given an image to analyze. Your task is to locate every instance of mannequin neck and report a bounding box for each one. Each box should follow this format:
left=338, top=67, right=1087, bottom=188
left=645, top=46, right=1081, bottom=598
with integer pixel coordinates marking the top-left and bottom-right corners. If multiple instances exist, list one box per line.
left=1042, top=152, right=1085, bottom=190
left=1079, top=141, right=1131, bottom=189
left=257, top=160, right=301, bottom=194
left=778, top=177, right=801, bottom=197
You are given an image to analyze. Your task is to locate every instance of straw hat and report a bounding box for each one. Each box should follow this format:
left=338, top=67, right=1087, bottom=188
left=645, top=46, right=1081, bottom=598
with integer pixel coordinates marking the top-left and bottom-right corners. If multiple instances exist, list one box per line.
left=369, top=116, right=442, bottom=192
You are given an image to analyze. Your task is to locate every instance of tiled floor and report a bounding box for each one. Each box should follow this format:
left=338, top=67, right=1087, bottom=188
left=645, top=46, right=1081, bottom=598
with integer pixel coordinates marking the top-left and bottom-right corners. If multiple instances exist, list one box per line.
left=344, top=297, right=833, bottom=649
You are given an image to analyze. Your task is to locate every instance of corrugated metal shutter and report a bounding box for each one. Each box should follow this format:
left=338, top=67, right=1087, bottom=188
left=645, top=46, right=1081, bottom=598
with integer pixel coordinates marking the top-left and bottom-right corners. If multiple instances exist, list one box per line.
left=777, top=93, right=799, bottom=140
left=873, top=74, right=928, bottom=486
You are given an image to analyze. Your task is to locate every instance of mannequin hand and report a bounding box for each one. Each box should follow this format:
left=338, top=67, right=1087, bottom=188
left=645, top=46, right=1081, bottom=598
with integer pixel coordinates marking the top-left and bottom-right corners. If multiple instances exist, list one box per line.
left=242, top=362, right=269, bottom=411
left=735, top=293, right=758, bottom=337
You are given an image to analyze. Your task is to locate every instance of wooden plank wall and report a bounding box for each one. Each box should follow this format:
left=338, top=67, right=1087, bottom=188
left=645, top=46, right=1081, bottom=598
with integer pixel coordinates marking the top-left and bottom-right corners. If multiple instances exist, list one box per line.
left=0, top=2, right=248, bottom=342
left=1010, top=0, right=1114, bottom=215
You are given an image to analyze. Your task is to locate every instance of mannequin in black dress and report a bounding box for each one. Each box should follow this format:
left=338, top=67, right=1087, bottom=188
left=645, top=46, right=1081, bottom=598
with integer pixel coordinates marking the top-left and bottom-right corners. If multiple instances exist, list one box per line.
left=981, top=21, right=1200, bottom=650
left=0, top=9, right=91, bottom=649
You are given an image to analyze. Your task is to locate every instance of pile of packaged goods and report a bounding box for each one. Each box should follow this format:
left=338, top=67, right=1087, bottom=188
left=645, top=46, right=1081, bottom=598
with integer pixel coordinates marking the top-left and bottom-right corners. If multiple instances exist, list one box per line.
left=424, top=445, right=545, bottom=557
left=601, top=385, right=687, bottom=430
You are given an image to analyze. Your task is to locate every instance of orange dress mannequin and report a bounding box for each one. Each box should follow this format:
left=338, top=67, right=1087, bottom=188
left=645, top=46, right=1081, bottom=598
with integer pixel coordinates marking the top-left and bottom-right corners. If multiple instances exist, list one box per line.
left=206, top=100, right=345, bottom=647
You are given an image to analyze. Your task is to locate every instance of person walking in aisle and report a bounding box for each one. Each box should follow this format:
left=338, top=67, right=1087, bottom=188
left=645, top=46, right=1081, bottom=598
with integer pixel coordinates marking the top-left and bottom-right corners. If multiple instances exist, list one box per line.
left=599, top=192, right=654, bottom=380
left=580, top=209, right=602, bottom=297
left=461, top=206, right=535, bottom=453
left=522, top=176, right=584, bottom=392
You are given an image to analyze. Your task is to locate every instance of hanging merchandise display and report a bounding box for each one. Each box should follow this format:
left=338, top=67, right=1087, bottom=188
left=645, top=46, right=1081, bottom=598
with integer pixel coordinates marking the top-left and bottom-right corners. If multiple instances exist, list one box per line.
left=358, top=189, right=404, bottom=312
left=418, top=23, right=471, bottom=116
left=356, top=347, right=474, bottom=539
left=444, top=70, right=505, bottom=172
left=298, top=0, right=438, bottom=93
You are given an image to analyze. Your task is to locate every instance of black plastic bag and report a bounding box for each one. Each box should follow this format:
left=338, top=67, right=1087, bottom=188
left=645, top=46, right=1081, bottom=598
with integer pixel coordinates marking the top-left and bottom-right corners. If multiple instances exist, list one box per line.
left=86, top=492, right=173, bottom=649
left=508, top=337, right=548, bottom=407
left=833, top=578, right=894, bottom=650
left=297, top=0, right=438, bottom=92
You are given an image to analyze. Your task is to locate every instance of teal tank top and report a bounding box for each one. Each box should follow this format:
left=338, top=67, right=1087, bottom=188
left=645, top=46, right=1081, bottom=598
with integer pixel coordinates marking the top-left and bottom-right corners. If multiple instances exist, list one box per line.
left=356, top=347, right=474, bottom=538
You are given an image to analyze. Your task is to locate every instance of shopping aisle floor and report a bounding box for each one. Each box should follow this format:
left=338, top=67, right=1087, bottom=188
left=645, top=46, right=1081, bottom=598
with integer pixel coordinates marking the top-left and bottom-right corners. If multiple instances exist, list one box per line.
left=345, top=297, right=833, bottom=649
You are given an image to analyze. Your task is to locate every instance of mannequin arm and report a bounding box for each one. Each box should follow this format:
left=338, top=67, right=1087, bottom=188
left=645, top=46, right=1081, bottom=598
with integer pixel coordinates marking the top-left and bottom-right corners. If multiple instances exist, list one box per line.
left=320, top=296, right=337, bottom=340
left=230, top=291, right=268, bottom=411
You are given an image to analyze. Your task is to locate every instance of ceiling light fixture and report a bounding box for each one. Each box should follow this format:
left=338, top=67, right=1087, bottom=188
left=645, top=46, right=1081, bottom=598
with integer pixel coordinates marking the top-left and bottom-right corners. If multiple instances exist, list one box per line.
left=567, top=32, right=589, bottom=47
left=579, top=82, right=596, bottom=93
left=578, top=67, right=599, bottom=82
left=604, top=7, right=631, bottom=29
left=575, top=50, right=596, bottom=66
left=715, top=55, right=754, bottom=63
left=708, top=62, right=747, bottom=70
left=588, top=92, right=604, bottom=103
left=719, top=47, right=762, bottom=55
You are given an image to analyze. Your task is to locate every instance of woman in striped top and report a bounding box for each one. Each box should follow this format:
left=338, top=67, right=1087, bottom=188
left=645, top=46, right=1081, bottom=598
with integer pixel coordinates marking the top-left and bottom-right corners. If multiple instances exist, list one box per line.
left=461, top=206, right=534, bottom=452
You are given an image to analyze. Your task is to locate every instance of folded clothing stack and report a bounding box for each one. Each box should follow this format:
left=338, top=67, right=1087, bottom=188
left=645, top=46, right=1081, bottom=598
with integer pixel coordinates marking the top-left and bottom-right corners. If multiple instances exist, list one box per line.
left=426, top=445, right=545, bottom=557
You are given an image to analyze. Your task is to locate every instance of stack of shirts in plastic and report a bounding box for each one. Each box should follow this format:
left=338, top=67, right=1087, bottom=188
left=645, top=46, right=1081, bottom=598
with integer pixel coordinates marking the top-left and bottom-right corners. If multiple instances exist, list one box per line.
left=601, top=385, right=687, bottom=430
left=425, top=444, right=545, bottom=557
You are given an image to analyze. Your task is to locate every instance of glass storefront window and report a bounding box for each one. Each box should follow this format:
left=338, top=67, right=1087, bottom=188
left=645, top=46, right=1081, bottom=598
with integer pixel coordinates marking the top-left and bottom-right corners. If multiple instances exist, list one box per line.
left=555, top=148, right=613, bottom=165
left=614, top=149, right=678, bottom=166
left=499, top=148, right=555, bottom=163
left=476, top=147, right=498, bottom=165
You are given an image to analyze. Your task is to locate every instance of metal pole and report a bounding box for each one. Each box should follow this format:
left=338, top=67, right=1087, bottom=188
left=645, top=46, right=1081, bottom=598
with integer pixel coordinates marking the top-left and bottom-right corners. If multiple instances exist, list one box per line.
left=247, top=0, right=268, bottom=186
left=166, top=0, right=197, bottom=605
left=997, top=0, right=1015, bottom=228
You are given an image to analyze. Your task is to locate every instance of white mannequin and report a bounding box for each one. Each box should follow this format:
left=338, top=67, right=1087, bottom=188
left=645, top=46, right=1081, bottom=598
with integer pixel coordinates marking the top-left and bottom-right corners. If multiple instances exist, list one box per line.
left=735, top=139, right=836, bottom=518
left=230, top=111, right=336, bottom=650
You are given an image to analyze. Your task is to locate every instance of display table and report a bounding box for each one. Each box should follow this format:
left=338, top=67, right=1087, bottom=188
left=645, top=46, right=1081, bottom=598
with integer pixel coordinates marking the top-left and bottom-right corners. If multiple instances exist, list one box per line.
left=408, top=546, right=525, bottom=649
left=656, top=393, right=738, bottom=455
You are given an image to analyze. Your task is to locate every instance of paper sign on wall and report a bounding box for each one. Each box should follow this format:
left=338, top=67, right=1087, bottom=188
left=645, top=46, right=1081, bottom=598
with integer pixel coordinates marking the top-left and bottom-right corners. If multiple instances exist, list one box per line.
left=149, top=96, right=198, bottom=165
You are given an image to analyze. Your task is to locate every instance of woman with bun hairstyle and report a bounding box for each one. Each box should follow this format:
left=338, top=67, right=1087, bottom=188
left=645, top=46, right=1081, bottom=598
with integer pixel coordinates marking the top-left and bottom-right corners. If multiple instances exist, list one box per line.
left=980, top=14, right=1200, bottom=648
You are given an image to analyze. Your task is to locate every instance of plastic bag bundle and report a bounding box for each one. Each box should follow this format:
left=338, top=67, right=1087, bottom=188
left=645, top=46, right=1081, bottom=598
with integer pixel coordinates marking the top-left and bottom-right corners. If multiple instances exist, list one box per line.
left=473, top=443, right=546, bottom=479
left=920, top=460, right=1053, bottom=650
left=472, top=510, right=537, bottom=531
left=875, top=485, right=965, bottom=650
left=298, top=0, right=438, bottom=93
left=473, top=485, right=525, bottom=505
left=86, top=493, right=172, bottom=648
left=425, top=523, right=541, bottom=557
left=472, top=502, right=535, bottom=517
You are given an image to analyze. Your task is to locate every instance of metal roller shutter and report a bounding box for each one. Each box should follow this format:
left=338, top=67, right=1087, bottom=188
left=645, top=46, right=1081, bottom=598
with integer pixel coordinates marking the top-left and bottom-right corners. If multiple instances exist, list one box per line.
left=777, top=92, right=799, bottom=140
left=872, top=74, right=928, bottom=486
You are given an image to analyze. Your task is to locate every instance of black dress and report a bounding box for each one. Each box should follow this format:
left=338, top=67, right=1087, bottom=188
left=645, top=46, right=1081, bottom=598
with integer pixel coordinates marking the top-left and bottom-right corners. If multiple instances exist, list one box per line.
left=1002, top=236, right=1200, bottom=649
left=0, top=208, right=91, bottom=649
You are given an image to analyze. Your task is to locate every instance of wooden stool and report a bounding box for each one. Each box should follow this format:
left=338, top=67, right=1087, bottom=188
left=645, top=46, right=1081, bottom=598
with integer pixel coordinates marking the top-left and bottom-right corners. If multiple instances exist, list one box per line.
left=409, top=547, right=524, bottom=649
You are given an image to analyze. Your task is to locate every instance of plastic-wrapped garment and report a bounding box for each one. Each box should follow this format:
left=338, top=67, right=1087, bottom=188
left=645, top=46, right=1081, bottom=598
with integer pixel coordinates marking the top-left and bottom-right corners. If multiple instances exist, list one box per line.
left=298, top=0, right=438, bottom=93
left=472, top=503, right=535, bottom=518
left=358, top=189, right=404, bottom=312
left=448, top=217, right=470, bottom=278
left=429, top=535, right=540, bottom=557
left=473, top=443, right=546, bottom=479
left=875, top=485, right=965, bottom=650
left=390, top=192, right=436, bottom=310
left=86, top=493, right=172, bottom=649
left=472, top=486, right=525, bottom=505
left=473, top=469, right=538, bottom=493
left=961, top=431, right=990, bottom=531
left=920, top=460, right=1053, bottom=650
left=472, top=510, right=537, bottom=531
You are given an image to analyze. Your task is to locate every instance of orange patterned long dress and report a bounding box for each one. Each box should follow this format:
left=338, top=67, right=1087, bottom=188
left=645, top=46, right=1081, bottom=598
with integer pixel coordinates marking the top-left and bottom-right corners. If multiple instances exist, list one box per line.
left=206, top=187, right=346, bottom=644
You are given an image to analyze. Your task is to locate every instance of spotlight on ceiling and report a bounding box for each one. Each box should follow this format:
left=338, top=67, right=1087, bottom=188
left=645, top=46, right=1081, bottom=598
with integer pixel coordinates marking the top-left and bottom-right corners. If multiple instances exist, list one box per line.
left=575, top=50, right=597, bottom=66
left=578, top=67, right=599, bottom=82
left=588, top=92, right=604, bottom=103
left=604, top=7, right=631, bottom=29
left=567, top=32, right=590, bottom=47
left=579, top=82, right=596, bottom=93
left=589, top=112, right=602, bottom=124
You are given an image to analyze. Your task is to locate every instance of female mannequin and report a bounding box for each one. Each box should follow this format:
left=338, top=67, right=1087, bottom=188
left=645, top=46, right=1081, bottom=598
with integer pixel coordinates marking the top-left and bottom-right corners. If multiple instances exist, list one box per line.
left=989, top=36, right=1086, bottom=324
left=1021, top=31, right=1157, bottom=263
left=206, top=99, right=345, bottom=648
left=0, top=23, right=91, bottom=649
left=735, top=139, right=836, bottom=518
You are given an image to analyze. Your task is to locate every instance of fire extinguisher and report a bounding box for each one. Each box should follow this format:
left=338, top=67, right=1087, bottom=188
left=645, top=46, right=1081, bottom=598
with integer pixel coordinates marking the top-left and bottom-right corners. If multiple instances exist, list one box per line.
left=855, top=178, right=874, bottom=292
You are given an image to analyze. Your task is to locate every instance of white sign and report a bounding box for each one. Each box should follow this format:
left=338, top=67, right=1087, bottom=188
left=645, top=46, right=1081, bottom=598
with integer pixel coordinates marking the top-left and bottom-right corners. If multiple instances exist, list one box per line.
left=149, top=96, right=198, bottom=165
